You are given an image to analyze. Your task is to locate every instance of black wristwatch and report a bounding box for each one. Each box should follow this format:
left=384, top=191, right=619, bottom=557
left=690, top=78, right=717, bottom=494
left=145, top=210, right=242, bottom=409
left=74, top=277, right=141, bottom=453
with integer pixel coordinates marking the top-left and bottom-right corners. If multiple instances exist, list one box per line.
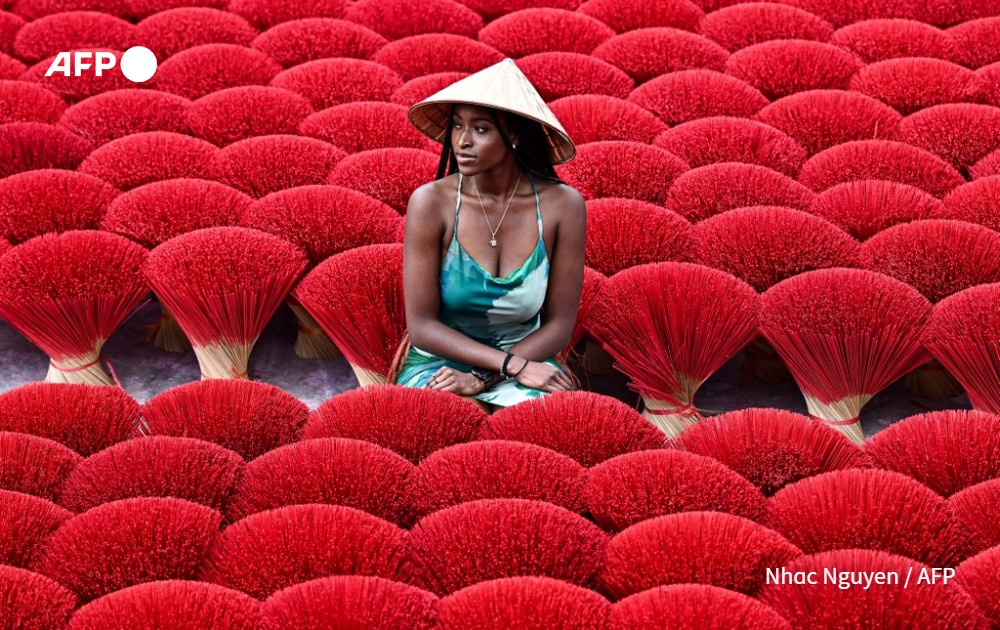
left=470, top=367, right=496, bottom=391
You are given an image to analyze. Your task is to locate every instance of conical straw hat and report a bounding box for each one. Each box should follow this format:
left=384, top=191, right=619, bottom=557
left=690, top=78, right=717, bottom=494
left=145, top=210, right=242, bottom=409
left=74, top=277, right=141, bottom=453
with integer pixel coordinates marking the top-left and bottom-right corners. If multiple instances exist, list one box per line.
left=407, top=58, right=576, bottom=164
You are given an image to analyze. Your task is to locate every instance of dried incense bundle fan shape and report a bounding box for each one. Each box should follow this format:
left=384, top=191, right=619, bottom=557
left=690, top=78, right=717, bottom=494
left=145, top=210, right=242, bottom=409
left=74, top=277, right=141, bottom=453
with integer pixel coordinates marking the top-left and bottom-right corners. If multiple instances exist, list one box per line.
left=671, top=407, right=871, bottom=497
left=584, top=198, right=693, bottom=276
left=760, top=268, right=932, bottom=444
left=582, top=198, right=692, bottom=376
left=260, top=576, right=438, bottom=629
left=608, top=583, right=791, bottom=630
left=860, top=219, right=1000, bottom=400
left=100, top=179, right=253, bottom=354
left=242, top=185, right=402, bottom=360
left=692, top=206, right=861, bottom=383
left=144, top=227, right=308, bottom=380
left=0, top=566, right=76, bottom=630
left=0, top=231, right=148, bottom=385
left=924, top=284, right=1000, bottom=414
left=294, top=244, right=406, bottom=387
left=573, top=267, right=608, bottom=375
left=436, top=577, right=609, bottom=630
left=586, top=262, right=759, bottom=437
left=68, top=581, right=262, bottom=630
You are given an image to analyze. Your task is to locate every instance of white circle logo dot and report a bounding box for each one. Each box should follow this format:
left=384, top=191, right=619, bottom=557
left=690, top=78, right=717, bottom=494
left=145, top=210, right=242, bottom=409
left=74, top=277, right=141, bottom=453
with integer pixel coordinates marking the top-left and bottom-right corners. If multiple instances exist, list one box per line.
left=120, top=46, right=157, bottom=83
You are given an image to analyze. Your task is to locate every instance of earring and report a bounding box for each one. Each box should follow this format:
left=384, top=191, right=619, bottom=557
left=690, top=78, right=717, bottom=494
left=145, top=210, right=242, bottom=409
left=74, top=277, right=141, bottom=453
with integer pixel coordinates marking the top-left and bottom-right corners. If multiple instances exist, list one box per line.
left=512, top=144, right=518, bottom=149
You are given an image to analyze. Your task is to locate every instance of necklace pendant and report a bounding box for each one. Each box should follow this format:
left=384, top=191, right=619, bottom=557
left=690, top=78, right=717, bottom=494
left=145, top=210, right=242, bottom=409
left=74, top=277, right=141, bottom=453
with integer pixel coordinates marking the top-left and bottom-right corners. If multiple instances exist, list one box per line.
left=490, top=238, right=497, bottom=247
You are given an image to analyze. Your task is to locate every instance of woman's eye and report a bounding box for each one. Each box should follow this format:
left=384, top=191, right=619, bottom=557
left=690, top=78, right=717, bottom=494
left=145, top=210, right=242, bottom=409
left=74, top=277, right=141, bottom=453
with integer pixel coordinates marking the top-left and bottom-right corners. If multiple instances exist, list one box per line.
left=475, top=127, right=487, bottom=133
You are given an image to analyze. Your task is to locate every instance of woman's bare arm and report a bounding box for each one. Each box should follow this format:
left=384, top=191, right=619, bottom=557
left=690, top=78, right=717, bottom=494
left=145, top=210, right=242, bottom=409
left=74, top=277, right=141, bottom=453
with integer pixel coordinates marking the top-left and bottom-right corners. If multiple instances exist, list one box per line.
left=403, top=182, right=509, bottom=372
left=507, top=185, right=587, bottom=361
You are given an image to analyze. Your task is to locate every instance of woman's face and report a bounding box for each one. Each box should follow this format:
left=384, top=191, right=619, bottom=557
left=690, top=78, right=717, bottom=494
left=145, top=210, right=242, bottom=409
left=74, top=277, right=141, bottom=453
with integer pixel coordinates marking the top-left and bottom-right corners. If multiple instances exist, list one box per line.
left=450, top=104, right=516, bottom=174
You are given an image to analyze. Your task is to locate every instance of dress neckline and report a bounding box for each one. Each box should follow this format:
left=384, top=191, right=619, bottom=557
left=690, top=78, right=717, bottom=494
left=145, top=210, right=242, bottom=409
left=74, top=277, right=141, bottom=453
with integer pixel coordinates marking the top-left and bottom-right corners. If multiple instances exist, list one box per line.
left=451, top=172, right=547, bottom=282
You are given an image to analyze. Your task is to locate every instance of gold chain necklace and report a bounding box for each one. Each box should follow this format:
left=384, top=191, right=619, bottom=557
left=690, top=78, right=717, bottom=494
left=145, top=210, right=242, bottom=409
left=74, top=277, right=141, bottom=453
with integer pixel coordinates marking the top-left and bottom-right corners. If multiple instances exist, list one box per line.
left=472, top=171, right=522, bottom=247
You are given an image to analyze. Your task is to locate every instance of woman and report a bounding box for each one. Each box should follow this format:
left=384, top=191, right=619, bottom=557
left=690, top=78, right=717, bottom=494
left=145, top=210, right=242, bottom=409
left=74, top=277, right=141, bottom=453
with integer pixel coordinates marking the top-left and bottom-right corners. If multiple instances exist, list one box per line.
left=393, top=59, right=586, bottom=410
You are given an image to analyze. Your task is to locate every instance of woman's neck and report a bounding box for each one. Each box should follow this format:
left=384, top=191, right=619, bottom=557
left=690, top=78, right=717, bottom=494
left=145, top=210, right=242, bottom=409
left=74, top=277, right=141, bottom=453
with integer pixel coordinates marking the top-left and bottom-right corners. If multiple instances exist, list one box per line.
left=469, top=159, right=525, bottom=200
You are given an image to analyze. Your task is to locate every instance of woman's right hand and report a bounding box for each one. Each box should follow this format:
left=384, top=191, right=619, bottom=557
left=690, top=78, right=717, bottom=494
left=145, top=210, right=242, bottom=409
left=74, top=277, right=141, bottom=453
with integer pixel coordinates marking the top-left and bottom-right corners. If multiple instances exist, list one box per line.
left=513, top=359, right=574, bottom=392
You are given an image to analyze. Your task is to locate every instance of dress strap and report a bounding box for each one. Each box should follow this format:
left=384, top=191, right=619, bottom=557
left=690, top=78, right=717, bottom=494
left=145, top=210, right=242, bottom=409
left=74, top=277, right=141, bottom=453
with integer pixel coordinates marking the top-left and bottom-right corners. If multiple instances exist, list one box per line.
left=528, top=172, right=542, bottom=238
left=454, top=173, right=463, bottom=234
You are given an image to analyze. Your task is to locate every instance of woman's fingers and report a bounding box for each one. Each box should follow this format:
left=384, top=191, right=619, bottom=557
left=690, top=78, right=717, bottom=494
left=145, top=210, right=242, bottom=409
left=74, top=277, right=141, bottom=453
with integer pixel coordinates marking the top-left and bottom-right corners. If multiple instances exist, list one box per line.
left=545, top=369, right=572, bottom=391
left=427, top=367, right=455, bottom=389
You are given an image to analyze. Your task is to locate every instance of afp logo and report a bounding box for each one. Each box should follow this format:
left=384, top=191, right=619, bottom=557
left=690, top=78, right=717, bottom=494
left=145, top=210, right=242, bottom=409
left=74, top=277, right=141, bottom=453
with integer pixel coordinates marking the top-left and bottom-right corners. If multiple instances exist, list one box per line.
left=44, top=46, right=157, bottom=83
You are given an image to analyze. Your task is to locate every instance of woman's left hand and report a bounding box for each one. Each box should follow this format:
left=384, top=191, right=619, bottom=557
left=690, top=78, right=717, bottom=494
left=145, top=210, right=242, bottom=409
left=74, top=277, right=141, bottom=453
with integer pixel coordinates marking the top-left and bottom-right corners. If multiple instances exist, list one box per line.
left=425, top=366, right=484, bottom=395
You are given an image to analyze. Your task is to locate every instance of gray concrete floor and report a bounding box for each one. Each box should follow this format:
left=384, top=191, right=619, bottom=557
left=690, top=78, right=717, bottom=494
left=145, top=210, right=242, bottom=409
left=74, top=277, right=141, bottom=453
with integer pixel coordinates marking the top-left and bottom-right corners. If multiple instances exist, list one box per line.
left=0, top=302, right=970, bottom=435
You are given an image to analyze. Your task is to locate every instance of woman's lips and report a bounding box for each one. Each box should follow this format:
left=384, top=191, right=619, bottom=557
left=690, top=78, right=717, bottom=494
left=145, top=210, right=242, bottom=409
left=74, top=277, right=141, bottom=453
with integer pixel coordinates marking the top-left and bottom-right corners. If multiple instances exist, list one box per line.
left=457, top=154, right=475, bottom=164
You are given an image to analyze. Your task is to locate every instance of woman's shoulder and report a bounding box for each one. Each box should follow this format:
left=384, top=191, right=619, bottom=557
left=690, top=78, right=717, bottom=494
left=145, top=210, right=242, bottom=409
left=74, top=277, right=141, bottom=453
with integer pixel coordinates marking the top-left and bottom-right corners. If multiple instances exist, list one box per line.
left=537, top=179, right=586, bottom=218
left=406, top=174, right=460, bottom=219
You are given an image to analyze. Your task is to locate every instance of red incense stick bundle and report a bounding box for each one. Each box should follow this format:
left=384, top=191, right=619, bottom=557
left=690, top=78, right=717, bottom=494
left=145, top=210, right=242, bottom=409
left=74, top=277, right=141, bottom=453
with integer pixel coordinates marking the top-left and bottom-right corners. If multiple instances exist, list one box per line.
left=242, top=185, right=401, bottom=359
left=144, top=227, right=308, bottom=380
left=924, top=284, right=1000, bottom=413
left=201, top=504, right=409, bottom=599
left=186, top=85, right=312, bottom=147
left=0, top=566, right=76, bottom=630
left=760, top=268, right=931, bottom=443
left=480, top=391, right=665, bottom=467
left=586, top=262, right=759, bottom=436
left=58, top=437, right=244, bottom=514
left=725, top=40, right=862, bottom=100
left=261, top=576, right=435, bottom=630
left=766, top=469, right=975, bottom=566
left=477, top=10, right=614, bottom=58
left=654, top=116, right=806, bottom=177
left=849, top=58, right=984, bottom=115
left=304, top=385, right=486, bottom=464
left=411, top=441, right=586, bottom=520
left=409, top=498, right=606, bottom=596
left=671, top=407, right=871, bottom=496
left=294, top=244, right=405, bottom=385
left=0, top=231, right=148, bottom=385
left=68, top=581, right=261, bottom=630
left=609, top=584, right=790, bottom=630
left=599, top=511, right=802, bottom=600
left=584, top=198, right=693, bottom=276
left=0, top=169, right=118, bottom=245
left=693, top=206, right=860, bottom=382
left=865, top=409, right=1000, bottom=497
left=808, top=179, right=945, bottom=241
left=225, top=437, right=412, bottom=524
left=548, top=94, right=665, bottom=145
left=31, top=497, right=222, bottom=603
left=101, top=178, right=253, bottom=353
left=831, top=19, right=956, bottom=63
left=860, top=219, right=1000, bottom=399
left=756, top=90, right=901, bottom=156
left=61, top=89, right=190, bottom=147
left=438, top=577, right=609, bottom=630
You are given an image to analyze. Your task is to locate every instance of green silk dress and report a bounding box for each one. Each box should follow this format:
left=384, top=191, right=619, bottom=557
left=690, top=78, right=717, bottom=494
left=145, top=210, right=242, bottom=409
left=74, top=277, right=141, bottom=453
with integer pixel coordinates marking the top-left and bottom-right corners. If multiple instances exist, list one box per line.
left=396, top=171, right=566, bottom=407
